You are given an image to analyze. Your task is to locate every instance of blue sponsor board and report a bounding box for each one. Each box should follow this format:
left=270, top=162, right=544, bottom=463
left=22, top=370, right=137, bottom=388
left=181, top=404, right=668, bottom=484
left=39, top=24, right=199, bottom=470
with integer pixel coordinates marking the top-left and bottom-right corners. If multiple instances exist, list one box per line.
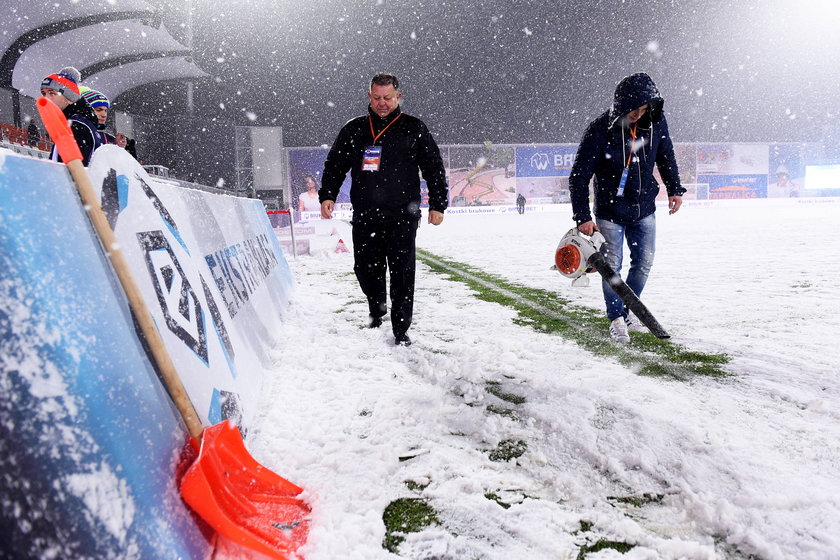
left=288, top=147, right=351, bottom=203
left=0, top=153, right=209, bottom=558
left=515, top=145, right=578, bottom=178
left=698, top=174, right=768, bottom=199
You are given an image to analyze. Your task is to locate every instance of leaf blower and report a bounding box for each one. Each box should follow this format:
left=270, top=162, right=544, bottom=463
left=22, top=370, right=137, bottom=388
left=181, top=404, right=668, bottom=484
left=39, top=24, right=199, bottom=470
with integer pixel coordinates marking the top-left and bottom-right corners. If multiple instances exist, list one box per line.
left=553, top=228, right=670, bottom=339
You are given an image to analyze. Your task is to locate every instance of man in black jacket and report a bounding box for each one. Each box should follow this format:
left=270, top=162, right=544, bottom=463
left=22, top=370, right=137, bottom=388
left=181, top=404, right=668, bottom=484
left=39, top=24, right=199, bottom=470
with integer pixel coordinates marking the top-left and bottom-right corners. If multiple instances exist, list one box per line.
left=568, top=72, right=684, bottom=343
left=320, top=73, right=448, bottom=346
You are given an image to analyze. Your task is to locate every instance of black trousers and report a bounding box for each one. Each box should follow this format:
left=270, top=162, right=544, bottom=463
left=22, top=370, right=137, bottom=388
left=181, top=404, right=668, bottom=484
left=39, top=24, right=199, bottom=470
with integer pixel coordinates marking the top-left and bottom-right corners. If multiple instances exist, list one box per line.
left=351, top=217, right=419, bottom=336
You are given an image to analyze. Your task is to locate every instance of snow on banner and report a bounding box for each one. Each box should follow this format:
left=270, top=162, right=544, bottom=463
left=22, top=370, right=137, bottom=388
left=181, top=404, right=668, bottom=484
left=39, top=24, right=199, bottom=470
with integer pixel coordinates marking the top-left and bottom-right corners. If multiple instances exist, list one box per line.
left=0, top=148, right=209, bottom=558
left=85, top=145, right=295, bottom=428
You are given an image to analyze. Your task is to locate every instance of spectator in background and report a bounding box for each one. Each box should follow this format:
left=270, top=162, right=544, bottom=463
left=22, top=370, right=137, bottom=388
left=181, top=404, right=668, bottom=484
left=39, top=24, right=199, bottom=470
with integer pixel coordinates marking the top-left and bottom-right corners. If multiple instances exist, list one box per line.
left=125, top=137, right=138, bottom=159
left=80, top=87, right=115, bottom=144
left=26, top=121, right=41, bottom=147
left=516, top=192, right=526, bottom=214
left=115, top=132, right=138, bottom=160
left=298, top=174, right=321, bottom=211
left=40, top=66, right=101, bottom=166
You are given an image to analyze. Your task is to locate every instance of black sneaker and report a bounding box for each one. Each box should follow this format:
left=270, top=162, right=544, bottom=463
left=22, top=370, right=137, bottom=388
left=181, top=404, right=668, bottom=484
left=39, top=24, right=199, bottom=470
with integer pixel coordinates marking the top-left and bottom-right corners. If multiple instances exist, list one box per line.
left=368, top=316, right=383, bottom=328
left=394, top=333, right=412, bottom=346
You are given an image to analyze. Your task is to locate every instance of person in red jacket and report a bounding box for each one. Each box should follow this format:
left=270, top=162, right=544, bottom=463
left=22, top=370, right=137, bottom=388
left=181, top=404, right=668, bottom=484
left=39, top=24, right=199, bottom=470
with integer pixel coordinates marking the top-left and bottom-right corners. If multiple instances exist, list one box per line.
left=319, top=73, right=449, bottom=346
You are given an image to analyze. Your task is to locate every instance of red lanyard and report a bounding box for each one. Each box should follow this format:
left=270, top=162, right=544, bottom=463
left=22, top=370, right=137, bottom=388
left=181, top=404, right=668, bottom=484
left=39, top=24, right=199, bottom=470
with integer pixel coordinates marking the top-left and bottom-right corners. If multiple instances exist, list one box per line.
left=369, top=113, right=402, bottom=144
left=625, top=124, right=638, bottom=167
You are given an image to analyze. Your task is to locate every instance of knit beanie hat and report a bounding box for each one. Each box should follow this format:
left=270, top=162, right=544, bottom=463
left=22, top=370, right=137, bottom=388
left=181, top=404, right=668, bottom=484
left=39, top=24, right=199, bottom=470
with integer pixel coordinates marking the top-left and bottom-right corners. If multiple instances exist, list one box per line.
left=80, top=86, right=110, bottom=109
left=40, top=66, right=82, bottom=102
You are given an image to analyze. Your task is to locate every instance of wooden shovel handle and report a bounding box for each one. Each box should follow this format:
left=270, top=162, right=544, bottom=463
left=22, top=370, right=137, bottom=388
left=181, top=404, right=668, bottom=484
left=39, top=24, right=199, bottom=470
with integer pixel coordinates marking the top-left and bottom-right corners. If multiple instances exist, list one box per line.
left=37, top=97, right=204, bottom=439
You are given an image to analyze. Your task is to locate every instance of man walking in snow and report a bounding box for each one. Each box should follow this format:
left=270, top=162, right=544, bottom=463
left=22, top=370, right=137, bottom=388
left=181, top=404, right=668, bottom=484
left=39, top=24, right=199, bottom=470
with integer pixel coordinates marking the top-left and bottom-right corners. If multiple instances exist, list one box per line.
left=568, top=72, right=684, bottom=343
left=319, top=73, right=448, bottom=346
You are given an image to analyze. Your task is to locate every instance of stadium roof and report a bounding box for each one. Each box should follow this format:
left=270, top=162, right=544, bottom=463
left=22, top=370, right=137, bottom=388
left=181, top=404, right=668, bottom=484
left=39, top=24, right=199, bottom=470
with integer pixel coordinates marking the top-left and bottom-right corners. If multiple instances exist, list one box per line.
left=2, top=0, right=206, bottom=101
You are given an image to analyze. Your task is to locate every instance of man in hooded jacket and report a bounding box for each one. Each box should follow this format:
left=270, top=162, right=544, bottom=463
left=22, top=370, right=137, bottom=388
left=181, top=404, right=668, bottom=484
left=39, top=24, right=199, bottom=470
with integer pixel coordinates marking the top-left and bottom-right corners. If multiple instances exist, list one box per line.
left=568, top=72, right=684, bottom=343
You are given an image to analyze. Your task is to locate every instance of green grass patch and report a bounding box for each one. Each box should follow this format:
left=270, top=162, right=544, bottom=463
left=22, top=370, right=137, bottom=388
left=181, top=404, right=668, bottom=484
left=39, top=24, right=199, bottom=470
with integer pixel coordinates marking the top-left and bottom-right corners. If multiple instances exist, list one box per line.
left=486, top=404, right=520, bottom=420
left=382, top=498, right=440, bottom=553
left=417, top=250, right=730, bottom=379
left=484, top=492, right=512, bottom=509
left=485, top=381, right=527, bottom=404
left=488, top=439, right=528, bottom=462
left=607, top=492, right=665, bottom=507
left=405, top=479, right=430, bottom=492
left=577, top=539, right=635, bottom=559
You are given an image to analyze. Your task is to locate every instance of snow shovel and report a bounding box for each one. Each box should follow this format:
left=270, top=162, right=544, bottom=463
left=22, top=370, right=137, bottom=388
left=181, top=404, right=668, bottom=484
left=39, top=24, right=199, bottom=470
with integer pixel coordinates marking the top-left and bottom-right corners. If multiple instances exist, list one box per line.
left=554, top=227, right=670, bottom=339
left=37, top=97, right=310, bottom=559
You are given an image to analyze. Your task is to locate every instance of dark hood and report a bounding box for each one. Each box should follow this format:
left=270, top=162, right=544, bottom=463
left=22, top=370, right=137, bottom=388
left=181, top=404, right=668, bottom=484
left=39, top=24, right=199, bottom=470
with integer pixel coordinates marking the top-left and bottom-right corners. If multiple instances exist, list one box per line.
left=608, top=72, right=664, bottom=128
left=63, top=98, right=99, bottom=126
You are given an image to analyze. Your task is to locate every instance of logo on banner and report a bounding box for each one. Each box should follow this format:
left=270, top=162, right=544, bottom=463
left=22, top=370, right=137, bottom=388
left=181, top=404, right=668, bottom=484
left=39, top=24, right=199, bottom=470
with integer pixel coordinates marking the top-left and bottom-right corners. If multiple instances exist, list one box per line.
left=138, top=230, right=209, bottom=363
left=530, top=152, right=550, bottom=170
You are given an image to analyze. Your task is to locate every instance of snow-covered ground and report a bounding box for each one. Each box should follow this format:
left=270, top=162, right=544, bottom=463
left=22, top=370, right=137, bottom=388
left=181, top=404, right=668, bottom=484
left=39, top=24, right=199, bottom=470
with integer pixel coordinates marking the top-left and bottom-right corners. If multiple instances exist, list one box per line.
left=249, top=199, right=840, bottom=560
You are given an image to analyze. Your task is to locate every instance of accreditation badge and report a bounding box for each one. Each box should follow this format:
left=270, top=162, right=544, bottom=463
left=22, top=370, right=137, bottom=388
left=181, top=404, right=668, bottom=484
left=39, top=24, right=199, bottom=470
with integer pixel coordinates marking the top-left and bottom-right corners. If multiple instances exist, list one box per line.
left=363, top=146, right=382, bottom=171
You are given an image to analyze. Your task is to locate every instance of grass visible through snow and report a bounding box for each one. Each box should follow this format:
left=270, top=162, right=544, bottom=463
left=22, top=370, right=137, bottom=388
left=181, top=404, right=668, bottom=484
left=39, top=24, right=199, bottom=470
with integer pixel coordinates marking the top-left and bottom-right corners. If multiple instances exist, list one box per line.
left=417, top=249, right=730, bottom=379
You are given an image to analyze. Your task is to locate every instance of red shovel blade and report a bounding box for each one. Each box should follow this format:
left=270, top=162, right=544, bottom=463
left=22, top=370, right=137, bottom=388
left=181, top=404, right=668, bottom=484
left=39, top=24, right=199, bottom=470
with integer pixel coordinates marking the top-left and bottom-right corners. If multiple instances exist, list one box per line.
left=180, top=421, right=311, bottom=559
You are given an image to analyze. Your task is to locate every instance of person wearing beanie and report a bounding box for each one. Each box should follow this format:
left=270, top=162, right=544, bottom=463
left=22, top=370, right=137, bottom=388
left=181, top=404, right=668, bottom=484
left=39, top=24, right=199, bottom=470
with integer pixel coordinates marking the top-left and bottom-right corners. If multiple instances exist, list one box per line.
left=80, top=86, right=115, bottom=144
left=39, top=66, right=102, bottom=166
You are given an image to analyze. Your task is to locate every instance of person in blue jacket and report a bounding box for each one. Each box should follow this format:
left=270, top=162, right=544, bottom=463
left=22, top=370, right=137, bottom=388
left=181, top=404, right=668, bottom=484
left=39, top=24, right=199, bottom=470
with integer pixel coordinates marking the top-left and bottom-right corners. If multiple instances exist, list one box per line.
left=80, top=87, right=116, bottom=145
left=568, top=72, right=685, bottom=343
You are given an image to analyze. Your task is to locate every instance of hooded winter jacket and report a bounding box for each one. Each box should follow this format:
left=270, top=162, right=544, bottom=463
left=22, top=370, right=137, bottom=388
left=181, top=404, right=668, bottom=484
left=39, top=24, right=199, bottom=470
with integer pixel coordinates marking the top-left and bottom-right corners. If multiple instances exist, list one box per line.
left=569, top=72, right=684, bottom=226
left=320, top=105, right=448, bottom=223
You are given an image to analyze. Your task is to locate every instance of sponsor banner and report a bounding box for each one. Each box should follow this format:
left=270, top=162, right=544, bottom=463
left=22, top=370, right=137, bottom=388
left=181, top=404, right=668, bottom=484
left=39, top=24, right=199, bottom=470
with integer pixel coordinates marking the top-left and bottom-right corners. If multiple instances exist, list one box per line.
left=444, top=203, right=567, bottom=215
left=87, top=146, right=295, bottom=428
left=287, top=146, right=344, bottom=204
left=698, top=174, right=768, bottom=199
left=0, top=149, right=209, bottom=557
left=285, top=142, right=821, bottom=209
left=804, top=164, right=840, bottom=197
left=514, top=144, right=578, bottom=178
left=696, top=143, right=769, bottom=175
left=448, top=144, right=516, bottom=206
left=768, top=144, right=804, bottom=198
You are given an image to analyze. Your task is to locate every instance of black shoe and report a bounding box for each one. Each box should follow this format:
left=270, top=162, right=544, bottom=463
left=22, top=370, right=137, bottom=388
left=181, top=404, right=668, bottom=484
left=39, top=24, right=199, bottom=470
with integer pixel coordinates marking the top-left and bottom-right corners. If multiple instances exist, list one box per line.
left=368, top=316, right=383, bottom=328
left=394, top=333, right=412, bottom=346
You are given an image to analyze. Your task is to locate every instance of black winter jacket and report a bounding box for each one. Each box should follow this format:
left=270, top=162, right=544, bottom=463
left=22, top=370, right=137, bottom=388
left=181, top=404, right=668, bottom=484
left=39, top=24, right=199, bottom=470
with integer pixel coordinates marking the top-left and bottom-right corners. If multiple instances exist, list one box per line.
left=320, top=106, right=448, bottom=223
left=569, top=73, right=684, bottom=226
left=49, top=99, right=102, bottom=166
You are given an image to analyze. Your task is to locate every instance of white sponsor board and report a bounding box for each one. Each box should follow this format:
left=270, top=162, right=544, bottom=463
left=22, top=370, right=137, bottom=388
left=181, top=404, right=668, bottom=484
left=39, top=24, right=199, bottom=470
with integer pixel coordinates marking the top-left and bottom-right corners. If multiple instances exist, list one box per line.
left=87, top=146, right=295, bottom=429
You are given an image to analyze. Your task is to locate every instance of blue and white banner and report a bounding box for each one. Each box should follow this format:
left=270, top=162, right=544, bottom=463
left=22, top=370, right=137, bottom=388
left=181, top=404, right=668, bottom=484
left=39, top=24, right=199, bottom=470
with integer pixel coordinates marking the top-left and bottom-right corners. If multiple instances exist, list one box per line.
left=86, top=146, right=295, bottom=428
left=0, top=148, right=210, bottom=558
left=514, top=144, right=578, bottom=178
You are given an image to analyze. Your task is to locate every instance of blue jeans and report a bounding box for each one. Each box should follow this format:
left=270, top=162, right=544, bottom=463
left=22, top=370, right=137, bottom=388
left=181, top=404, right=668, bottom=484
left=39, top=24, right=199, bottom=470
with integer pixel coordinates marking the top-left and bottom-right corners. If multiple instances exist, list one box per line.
left=596, top=215, right=656, bottom=320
